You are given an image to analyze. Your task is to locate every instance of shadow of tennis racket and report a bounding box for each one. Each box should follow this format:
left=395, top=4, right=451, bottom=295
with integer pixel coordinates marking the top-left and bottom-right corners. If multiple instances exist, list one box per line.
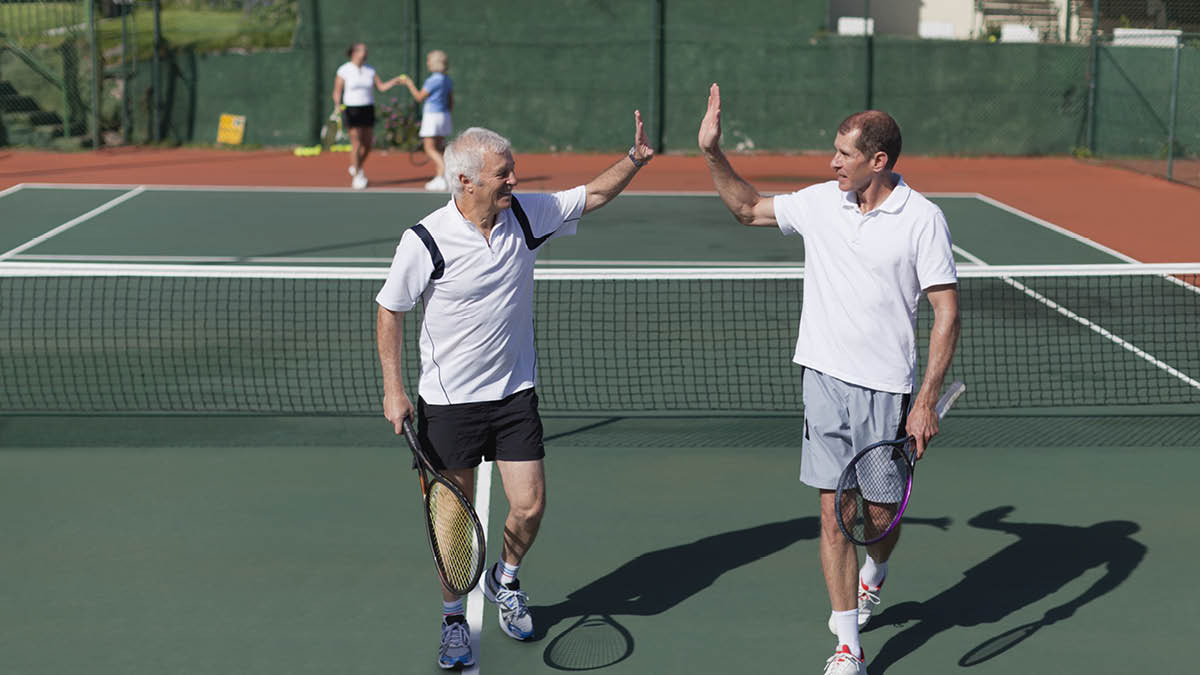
left=543, top=614, right=635, bottom=671
left=958, top=619, right=1045, bottom=667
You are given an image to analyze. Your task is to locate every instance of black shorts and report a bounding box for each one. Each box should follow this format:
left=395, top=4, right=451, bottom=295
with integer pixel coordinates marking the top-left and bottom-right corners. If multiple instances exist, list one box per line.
left=417, top=389, right=546, bottom=470
left=343, top=105, right=375, bottom=129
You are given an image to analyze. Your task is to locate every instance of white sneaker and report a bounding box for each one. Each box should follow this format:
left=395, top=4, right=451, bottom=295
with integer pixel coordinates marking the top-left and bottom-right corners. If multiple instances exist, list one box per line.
left=482, top=563, right=534, bottom=640
left=348, top=165, right=358, bottom=177
left=424, top=175, right=447, bottom=191
left=824, top=645, right=868, bottom=675
left=438, top=616, right=474, bottom=669
left=829, top=576, right=885, bottom=634
left=352, top=173, right=368, bottom=190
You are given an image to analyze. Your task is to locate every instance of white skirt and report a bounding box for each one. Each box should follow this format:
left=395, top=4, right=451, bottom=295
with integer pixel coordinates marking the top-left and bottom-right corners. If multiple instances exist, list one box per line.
left=419, top=111, right=453, bottom=138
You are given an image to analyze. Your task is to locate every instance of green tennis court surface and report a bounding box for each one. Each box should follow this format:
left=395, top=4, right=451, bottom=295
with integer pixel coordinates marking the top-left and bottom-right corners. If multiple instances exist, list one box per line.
left=2, top=184, right=1196, bottom=674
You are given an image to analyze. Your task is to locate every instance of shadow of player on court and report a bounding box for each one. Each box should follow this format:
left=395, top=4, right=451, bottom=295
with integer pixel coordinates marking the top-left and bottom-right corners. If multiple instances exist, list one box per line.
left=530, top=515, right=952, bottom=669
left=867, top=506, right=1145, bottom=674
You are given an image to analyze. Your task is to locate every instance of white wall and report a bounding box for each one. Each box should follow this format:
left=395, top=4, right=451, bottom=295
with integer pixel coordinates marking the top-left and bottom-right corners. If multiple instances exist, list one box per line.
left=829, top=0, right=979, bottom=40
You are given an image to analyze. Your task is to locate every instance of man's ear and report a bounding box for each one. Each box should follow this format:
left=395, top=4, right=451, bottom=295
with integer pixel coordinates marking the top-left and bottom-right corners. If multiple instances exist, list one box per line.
left=458, top=174, right=471, bottom=193
left=872, top=151, right=889, bottom=173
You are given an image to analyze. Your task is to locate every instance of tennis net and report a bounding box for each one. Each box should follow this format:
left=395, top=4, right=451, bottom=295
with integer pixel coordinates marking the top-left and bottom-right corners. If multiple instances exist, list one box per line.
left=1, top=262, right=1197, bottom=414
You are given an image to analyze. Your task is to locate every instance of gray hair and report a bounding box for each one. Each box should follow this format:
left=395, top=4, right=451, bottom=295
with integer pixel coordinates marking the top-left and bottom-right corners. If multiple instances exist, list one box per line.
left=444, top=127, right=512, bottom=196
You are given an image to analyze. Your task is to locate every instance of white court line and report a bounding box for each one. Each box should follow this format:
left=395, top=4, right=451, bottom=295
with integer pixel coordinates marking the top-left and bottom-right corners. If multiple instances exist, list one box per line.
left=0, top=183, right=26, bottom=199
left=0, top=186, right=145, bottom=261
left=953, top=244, right=1200, bottom=393
left=464, top=460, right=493, bottom=675
left=971, top=192, right=1139, bottom=263
left=970, top=193, right=1200, bottom=296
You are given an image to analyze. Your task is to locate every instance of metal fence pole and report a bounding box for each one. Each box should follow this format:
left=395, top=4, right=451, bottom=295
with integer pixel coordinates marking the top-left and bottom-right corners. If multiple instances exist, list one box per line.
left=412, top=0, right=422, bottom=86
left=1085, top=0, right=1100, bottom=152
left=649, top=0, right=664, bottom=153
left=309, top=0, right=324, bottom=144
left=864, top=0, right=873, bottom=110
left=121, top=4, right=131, bottom=144
left=1065, top=0, right=1072, bottom=43
left=1166, top=34, right=1182, bottom=182
left=151, top=0, right=161, bottom=142
left=86, top=0, right=101, bottom=148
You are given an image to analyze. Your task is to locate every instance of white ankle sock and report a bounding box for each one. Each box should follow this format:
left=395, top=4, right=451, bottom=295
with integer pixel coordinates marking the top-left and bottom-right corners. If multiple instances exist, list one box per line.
left=832, top=608, right=861, bottom=655
left=497, top=560, right=520, bottom=586
left=861, top=555, right=888, bottom=588
left=442, top=599, right=464, bottom=618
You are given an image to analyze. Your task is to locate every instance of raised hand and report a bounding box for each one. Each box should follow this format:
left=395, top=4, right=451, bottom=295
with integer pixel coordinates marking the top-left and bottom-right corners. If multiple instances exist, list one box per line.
left=698, top=83, right=722, bottom=154
left=633, top=109, right=654, bottom=163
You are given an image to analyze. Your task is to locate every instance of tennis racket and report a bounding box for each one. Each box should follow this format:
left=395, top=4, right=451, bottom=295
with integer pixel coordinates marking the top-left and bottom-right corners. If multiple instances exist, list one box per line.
left=835, top=380, right=966, bottom=546
left=321, top=104, right=345, bottom=149
left=401, top=418, right=487, bottom=597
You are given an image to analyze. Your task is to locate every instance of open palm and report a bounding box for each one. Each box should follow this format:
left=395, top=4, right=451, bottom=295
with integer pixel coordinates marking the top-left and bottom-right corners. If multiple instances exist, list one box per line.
left=698, top=83, right=721, bottom=152
left=633, top=109, right=654, bottom=162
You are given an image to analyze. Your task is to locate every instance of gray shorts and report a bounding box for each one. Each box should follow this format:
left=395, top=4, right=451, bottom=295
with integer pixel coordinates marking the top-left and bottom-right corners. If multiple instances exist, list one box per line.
left=800, top=368, right=911, bottom=490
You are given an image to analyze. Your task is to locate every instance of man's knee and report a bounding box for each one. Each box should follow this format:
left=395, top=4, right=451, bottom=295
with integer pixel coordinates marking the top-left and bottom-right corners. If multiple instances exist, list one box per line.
left=510, top=490, right=546, bottom=525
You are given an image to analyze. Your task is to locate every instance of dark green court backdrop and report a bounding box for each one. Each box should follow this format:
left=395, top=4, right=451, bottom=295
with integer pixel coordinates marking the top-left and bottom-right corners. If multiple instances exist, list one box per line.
left=125, top=0, right=1196, bottom=160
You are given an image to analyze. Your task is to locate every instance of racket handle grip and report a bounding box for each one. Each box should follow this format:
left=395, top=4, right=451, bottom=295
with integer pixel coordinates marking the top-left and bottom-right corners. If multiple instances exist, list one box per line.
left=401, top=418, right=419, bottom=450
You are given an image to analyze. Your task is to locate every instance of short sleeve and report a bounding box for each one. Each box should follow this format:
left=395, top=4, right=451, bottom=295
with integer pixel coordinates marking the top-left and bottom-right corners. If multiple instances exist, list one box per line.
left=773, top=190, right=808, bottom=237
left=515, top=186, right=587, bottom=241
left=916, top=207, right=958, bottom=290
left=335, top=63, right=350, bottom=80
left=422, top=73, right=442, bottom=94
left=376, top=229, right=436, bottom=312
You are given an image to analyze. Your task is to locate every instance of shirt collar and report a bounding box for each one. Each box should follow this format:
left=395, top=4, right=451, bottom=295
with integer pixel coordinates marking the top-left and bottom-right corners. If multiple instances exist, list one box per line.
left=449, top=197, right=507, bottom=232
left=840, top=174, right=911, bottom=215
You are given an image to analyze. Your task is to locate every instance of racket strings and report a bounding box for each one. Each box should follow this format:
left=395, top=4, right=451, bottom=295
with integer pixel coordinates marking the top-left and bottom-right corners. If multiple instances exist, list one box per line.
left=837, top=443, right=911, bottom=542
left=427, top=481, right=484, bottom=594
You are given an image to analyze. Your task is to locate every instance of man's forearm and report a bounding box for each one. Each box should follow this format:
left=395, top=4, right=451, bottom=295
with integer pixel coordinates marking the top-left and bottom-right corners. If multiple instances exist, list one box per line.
left=376, top=306, right=407, bottom=396
left=915, top=313, right=960, bottom=407
left=585, top=156, right=641, bottom=212
left=703, top=148, right=762, bottom=224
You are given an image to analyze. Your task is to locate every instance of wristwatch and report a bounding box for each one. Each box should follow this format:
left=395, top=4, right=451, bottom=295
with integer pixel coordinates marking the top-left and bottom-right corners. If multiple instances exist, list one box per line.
left=628, top=146, right=649, bottom=168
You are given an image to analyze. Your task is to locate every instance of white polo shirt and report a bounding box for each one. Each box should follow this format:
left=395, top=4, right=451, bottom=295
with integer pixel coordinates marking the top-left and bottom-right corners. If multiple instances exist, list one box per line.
left=337, top=61, right=376, bottom=106
left=376, top=187, right=587, bottom=405
left=774, top=177, right=957, bottom=394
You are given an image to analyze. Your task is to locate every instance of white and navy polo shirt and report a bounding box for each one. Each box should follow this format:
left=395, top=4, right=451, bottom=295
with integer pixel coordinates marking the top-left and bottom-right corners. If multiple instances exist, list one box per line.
left=773, top=177, right=957, bottom=394
left=376, top=187, right=587, bottom=405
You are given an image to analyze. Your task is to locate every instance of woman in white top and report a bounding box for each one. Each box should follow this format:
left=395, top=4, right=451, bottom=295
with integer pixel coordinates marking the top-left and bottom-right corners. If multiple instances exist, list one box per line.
left=333, top=42, right=403, bottom=189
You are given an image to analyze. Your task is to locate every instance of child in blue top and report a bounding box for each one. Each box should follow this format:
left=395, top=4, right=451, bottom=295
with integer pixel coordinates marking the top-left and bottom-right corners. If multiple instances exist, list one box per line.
left=399, top=50, right=454, bottom=191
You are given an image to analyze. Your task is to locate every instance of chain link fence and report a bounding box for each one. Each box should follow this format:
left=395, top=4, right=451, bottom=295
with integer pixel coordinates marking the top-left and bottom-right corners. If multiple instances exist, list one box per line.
left=0, top=0, right=97, bottom=148
left=1, top=0, right=1195, bottom=191
left=0, top=0, right=298, bottom=149
left=1083, top=1, right=1199, bottom=186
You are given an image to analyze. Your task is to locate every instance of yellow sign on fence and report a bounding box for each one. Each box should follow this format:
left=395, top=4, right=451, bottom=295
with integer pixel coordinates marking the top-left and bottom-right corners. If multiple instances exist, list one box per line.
left=216, top=114, right=246, bottom=145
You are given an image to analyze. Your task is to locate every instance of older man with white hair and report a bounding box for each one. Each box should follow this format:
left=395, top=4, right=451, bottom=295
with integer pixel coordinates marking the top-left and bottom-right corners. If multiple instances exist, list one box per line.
left=376, top=114, right=654, bottom=669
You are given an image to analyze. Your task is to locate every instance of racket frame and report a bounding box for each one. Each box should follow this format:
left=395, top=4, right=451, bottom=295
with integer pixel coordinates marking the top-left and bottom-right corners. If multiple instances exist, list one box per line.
left=401, top=418, right=487, bottom=597
left=834, top=380, right=966, bottom=546
left=321, top=105, right=345, bottom=149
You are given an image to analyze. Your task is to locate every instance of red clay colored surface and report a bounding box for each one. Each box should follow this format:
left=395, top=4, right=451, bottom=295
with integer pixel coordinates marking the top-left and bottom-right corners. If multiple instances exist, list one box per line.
left=2, top=148, right=1197, bottom=261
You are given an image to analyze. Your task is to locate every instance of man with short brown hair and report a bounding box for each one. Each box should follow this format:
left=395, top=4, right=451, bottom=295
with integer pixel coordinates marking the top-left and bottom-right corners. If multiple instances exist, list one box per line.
left=698, top=84, right=961, bottom=675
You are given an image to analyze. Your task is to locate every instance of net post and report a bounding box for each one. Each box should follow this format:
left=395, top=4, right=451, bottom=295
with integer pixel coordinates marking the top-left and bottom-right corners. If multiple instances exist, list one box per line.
left=1166, top=34, right=1181, bottom=183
